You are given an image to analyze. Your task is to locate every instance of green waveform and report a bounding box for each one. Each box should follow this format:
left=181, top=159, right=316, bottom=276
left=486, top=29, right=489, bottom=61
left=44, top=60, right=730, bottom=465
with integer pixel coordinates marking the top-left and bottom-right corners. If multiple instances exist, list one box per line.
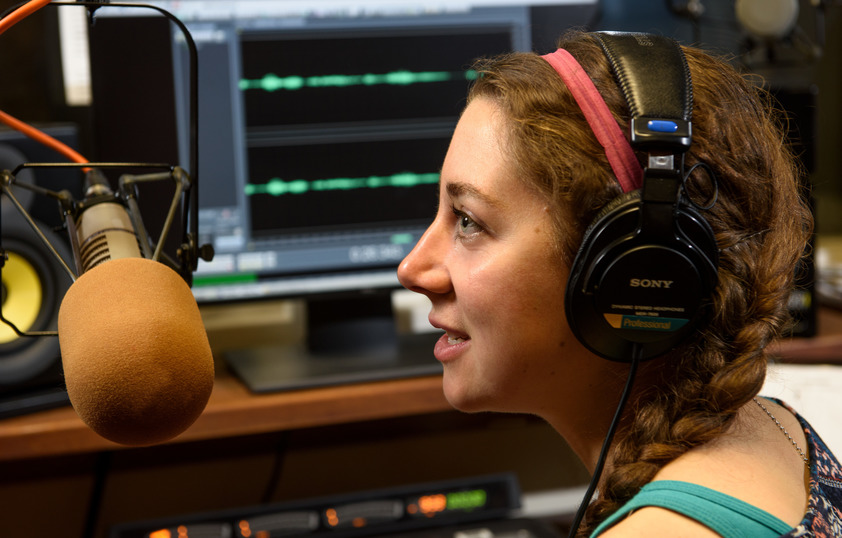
left=240, top=69, right=478, bottom=92
left=246, top=172, right=440, bottom=197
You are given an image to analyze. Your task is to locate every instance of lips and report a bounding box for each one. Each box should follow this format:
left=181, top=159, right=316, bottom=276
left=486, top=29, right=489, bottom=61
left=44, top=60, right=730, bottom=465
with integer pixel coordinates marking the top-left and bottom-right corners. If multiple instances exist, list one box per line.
left=430, top=320, right=470, bottom=362
left=433, top=333, right=468, bottom=362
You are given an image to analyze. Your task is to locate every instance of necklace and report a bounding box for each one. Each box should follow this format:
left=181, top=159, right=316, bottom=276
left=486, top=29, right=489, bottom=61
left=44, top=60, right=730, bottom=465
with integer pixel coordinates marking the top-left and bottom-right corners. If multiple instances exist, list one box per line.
left=753, top=397, right=809, bottom=466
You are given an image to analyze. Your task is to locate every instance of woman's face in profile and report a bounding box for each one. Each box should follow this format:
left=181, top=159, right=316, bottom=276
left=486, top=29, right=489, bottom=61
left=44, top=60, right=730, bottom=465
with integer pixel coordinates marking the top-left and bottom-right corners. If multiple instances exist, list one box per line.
left=398, top=97, right=581, bottom=415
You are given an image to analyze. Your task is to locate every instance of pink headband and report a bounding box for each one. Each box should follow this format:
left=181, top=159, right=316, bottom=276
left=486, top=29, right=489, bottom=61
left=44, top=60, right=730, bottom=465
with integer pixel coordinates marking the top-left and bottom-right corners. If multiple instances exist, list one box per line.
left=541, top=48, right=643, bottom=192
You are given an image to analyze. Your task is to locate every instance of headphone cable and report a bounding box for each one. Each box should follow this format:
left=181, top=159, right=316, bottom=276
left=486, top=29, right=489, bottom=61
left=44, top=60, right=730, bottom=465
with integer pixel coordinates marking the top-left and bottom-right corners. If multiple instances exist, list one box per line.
left=566, top=344, right=642, bottom=537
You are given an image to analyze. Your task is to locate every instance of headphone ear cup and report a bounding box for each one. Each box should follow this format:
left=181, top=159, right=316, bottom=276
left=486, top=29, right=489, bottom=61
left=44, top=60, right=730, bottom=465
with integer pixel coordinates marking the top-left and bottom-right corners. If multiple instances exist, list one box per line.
left=565, top=191, right=718, bottom=361
left=575, top=191, right=642, bottom=261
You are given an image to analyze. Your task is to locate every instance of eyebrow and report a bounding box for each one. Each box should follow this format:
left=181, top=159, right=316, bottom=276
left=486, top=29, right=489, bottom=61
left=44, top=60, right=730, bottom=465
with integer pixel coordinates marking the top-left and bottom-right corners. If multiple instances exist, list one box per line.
left=445, top=181, right=504, bottom=209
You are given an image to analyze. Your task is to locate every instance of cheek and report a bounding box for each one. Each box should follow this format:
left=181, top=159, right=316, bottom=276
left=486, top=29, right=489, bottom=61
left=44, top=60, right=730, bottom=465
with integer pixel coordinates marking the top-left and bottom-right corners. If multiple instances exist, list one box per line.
left=444, top=255, right=574, bottom=413
left=465, top=259, right=568, bottom=346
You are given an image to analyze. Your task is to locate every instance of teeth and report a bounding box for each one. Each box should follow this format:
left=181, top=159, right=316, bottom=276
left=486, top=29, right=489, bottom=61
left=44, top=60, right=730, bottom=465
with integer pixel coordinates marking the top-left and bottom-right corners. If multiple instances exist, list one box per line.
left=447, top=335, right=466, bottom=344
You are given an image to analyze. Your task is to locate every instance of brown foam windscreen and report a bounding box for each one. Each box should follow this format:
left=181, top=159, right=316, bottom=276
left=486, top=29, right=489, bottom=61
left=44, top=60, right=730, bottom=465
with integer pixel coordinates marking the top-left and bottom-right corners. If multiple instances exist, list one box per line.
left=58, top=257, right=214, bottom=446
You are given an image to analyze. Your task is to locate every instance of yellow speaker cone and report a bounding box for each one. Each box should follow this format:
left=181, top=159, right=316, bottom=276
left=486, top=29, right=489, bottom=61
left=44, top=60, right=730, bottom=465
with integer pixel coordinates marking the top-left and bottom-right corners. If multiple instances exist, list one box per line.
left=0, top=252, right=43, bottom=344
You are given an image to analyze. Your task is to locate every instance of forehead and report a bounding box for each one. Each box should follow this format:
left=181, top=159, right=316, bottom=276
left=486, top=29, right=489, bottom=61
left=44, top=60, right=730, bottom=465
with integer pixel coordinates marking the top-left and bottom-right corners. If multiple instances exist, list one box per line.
left=441, top=98, right=549, bottom=210
left=445, top=98, right=507, bottom=166
left=441, top=99, right=513, bottom=198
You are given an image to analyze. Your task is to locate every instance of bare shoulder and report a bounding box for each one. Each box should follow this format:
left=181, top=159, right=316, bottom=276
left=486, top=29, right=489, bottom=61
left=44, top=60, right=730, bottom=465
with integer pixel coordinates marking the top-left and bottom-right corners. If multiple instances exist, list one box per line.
left=598, top=506, right=723, bottom=537
left=649, top=399, right=809, bottom=525
left=594, top=399, right=808, bottom=536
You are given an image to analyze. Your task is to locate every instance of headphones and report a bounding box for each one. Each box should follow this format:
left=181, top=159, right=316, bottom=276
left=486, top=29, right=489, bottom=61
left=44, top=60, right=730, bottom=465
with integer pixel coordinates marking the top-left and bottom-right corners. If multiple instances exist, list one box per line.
left=558, top=32, right=719, bottom=362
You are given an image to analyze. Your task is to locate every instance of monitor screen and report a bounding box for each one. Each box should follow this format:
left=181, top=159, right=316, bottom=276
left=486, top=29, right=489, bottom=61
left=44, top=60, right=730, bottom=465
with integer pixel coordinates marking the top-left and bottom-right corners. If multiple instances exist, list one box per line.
left=88, top=0, right=596, bottom=302
left=186, top=19, right=516, bottom=302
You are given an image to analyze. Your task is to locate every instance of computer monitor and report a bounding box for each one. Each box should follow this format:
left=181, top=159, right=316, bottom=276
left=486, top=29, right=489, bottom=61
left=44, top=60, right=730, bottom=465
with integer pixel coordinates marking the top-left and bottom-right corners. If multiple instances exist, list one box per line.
left=86, top=1, right=598, bottom=391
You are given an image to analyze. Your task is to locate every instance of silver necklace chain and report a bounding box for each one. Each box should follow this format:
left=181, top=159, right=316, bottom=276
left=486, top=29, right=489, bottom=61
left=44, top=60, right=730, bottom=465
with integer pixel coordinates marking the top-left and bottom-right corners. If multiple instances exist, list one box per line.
left=753, top=397, right=809, bottom=466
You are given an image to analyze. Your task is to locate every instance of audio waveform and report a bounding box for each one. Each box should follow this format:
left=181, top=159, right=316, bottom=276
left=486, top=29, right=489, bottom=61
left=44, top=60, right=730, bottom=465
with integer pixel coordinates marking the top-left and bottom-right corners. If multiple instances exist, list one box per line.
left=246, top=172, right=440, bottom=196
left=240, top=69, right=478, bottom=92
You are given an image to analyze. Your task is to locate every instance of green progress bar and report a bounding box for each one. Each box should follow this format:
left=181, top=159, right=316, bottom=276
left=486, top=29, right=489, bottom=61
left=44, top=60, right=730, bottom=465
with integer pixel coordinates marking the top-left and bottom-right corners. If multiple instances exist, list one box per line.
left=246, top=172, right=439, bottom=197
left=240, top=69, right=478, bottom=92
left=192, top=272, right=257, bottom=288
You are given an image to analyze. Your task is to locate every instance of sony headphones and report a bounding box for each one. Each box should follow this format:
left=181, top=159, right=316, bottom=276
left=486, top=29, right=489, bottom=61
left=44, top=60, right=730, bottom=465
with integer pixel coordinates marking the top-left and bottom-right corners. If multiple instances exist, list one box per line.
left=563, top=32, right=719, bottom=362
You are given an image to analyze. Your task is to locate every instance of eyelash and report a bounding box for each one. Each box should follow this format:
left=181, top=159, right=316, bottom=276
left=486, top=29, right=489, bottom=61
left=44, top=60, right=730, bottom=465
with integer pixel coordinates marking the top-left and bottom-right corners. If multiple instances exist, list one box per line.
left=451, top=205, right=484, bottom=238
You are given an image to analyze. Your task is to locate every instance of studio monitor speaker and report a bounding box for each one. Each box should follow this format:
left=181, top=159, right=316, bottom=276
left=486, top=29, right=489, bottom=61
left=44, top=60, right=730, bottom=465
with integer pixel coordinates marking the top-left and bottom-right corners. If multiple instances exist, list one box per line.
left=0, top=125, right=80, bottom=417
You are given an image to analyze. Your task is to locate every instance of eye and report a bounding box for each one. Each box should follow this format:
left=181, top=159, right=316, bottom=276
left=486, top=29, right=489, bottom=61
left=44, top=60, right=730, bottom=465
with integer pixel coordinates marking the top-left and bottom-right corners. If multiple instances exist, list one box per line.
left=451, top=206, right=484, bottom=238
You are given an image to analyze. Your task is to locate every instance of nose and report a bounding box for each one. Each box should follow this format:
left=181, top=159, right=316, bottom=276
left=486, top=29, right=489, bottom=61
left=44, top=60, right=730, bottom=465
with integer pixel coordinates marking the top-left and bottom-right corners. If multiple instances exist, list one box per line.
left=398, top=220, right=452, bottom=298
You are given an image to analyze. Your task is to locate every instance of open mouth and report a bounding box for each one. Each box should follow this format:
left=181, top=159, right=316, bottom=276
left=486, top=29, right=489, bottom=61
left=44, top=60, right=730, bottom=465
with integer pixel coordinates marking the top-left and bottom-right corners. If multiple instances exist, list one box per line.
left=446, top=332, right=469, bottom=345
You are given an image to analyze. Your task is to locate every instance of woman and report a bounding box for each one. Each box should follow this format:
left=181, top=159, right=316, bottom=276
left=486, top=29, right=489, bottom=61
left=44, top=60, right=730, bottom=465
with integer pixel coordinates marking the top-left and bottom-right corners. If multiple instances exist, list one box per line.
left=397, top=31, right=841, bottom=536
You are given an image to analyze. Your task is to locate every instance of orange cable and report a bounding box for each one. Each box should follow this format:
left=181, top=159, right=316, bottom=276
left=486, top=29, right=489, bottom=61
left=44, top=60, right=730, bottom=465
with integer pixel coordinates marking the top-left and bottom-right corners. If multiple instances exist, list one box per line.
left=0, top=109, right=88, bottom=164
left=0, top=0, right=53, bottom=37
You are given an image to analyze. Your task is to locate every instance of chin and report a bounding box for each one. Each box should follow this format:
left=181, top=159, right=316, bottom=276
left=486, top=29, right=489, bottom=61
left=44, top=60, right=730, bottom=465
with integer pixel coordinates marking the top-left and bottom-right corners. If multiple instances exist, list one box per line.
left=442, top=379, right=478, bottom=412
left=442, top=378, right=498, bottom=414
left=445, top=397, right=487, bottom=414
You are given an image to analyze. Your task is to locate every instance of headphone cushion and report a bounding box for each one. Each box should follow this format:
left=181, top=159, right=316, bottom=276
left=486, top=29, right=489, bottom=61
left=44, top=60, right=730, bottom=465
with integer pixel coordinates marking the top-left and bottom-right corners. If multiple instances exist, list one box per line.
left=565, top=191, right=718, bottom=361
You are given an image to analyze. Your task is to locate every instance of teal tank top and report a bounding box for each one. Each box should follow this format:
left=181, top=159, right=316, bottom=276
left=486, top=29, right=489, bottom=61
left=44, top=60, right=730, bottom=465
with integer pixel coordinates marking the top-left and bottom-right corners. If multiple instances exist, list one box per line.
left=591, top=480, right=793, bottom=537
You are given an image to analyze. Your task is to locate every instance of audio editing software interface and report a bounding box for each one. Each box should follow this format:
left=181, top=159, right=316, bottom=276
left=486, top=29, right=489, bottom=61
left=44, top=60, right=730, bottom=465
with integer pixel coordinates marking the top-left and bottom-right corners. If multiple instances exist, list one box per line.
left=153, top=2, right=536, bottom=302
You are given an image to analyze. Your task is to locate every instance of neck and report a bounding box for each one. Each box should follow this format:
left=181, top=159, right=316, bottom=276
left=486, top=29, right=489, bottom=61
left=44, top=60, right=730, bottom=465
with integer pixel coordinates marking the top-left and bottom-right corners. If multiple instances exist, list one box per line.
left=542, top=363, right=633, bottom=471
left=543, top=355, right=667, bottom=472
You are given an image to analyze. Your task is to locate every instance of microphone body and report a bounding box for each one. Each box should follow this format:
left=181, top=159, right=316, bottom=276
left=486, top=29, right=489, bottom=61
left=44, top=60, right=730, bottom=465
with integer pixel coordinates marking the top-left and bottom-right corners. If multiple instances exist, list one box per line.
left=57, top=175, right=214, bottom=446
left=75, top=197, right=142, bottom=271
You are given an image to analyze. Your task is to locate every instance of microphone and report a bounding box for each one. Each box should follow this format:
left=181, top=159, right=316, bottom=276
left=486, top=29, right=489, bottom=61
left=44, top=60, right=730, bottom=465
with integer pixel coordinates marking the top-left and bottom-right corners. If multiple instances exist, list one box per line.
left=56, top=169, right=214, bottom=446
left=72, top=169, right=143, bottom=272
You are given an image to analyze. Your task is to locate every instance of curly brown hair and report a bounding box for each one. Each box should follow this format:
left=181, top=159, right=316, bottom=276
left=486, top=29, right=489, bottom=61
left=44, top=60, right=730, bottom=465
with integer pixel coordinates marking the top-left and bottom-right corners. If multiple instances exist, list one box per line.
left=466, top=31, right=814, bottom=535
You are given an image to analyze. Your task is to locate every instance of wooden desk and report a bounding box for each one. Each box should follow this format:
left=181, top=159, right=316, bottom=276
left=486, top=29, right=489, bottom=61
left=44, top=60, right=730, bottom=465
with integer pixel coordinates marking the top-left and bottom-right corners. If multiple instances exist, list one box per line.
left=0, top=372, right=450, bottom=462
left=3, top=307, right=842, bottom=463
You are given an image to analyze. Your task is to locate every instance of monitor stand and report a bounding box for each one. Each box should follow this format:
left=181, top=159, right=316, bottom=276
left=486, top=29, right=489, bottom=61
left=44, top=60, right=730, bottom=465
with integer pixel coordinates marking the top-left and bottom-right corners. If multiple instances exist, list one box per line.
left=224, top=293, right=442, bottom=393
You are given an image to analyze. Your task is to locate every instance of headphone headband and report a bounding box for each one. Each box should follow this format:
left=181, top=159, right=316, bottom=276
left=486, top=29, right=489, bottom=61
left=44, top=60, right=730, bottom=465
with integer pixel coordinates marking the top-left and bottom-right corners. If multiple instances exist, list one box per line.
left=592, top=32, right=693, bottom=153
left=541, top=49, right=643, bottom=193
